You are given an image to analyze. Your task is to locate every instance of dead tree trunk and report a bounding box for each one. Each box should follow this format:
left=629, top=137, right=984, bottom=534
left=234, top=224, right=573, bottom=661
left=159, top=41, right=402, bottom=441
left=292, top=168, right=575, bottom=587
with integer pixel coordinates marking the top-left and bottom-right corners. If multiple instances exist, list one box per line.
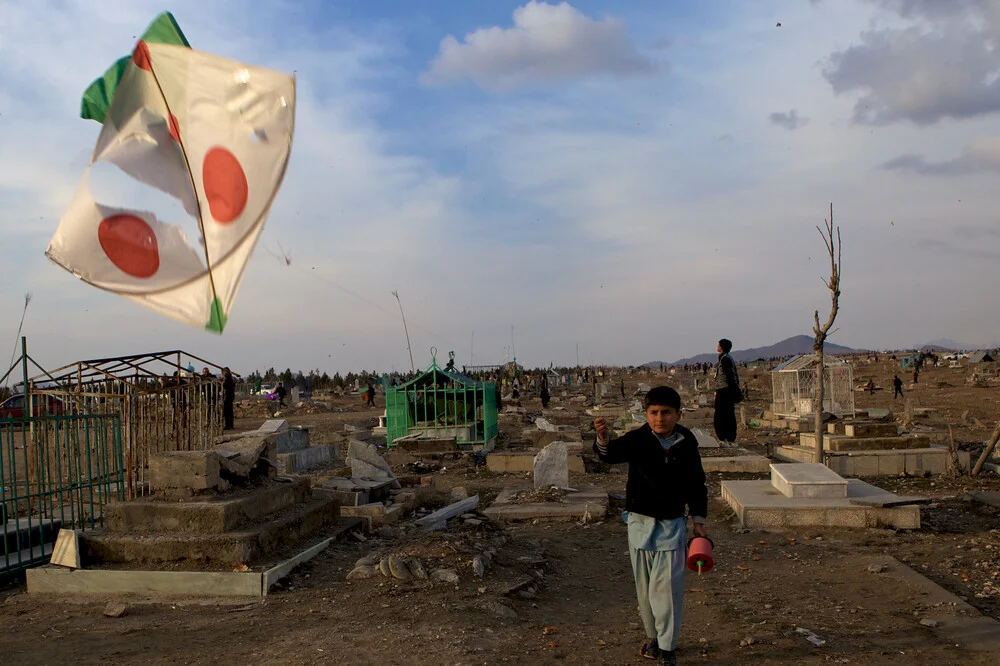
left=971, top=421, right=1000, bottom=476
left=813, top=204, right=842, bottom=464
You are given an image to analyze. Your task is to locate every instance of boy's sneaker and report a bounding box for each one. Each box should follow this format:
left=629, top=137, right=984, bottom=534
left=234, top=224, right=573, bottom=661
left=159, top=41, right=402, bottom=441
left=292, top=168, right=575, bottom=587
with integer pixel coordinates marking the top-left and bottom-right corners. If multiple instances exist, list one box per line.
left=639, top=638, right=659, bottom=659
left=657, top=649, right=677, bottom=666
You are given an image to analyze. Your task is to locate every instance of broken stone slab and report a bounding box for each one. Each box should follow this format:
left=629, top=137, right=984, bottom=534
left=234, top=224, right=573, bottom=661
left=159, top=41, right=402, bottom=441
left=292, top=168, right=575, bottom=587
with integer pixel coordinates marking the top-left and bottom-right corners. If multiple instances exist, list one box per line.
left=259, top=419, right=289, bottom=434
left=349, top=440, right=400, bottom=489
left=213, top=433, right=278, bottom=478
left=533, top=442, right=569, bottom=490
left=849, top=493, right=931, bottom=508
left=535, top=417, right=558, bottom=432
left=50, top=529, right=80, bottom=569
left=413, top=496, right=480, bottom=530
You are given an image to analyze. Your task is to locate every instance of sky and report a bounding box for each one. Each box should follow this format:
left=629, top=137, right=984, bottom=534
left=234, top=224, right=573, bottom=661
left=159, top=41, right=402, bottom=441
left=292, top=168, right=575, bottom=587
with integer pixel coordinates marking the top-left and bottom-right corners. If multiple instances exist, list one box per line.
left=0, top=0, right=999, bottom=376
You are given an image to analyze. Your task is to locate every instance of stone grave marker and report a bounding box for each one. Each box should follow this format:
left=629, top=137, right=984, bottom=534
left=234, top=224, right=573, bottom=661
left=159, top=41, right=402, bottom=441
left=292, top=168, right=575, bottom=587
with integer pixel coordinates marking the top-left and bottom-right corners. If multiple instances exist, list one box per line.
left=533, top=441, right=569, bottom=490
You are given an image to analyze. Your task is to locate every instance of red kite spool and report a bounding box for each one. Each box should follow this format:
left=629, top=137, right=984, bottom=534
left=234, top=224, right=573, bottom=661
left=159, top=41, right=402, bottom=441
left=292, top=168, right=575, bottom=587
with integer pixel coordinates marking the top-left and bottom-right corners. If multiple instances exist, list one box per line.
left=687, top=536, right=714, bottom=575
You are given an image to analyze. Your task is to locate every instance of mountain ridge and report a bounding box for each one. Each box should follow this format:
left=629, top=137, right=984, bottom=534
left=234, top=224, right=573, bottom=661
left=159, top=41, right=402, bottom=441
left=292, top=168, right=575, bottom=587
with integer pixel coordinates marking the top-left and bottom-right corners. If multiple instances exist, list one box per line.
left=642, top=335, right=861, bottom=367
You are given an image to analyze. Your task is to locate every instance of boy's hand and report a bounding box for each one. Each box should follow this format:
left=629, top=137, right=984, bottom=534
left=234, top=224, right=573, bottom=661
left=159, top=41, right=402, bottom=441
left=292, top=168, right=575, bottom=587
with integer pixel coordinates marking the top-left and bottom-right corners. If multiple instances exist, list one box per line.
left=594, top=417, right=609, bottom=442
left=693, top=523, right=708, bottom=538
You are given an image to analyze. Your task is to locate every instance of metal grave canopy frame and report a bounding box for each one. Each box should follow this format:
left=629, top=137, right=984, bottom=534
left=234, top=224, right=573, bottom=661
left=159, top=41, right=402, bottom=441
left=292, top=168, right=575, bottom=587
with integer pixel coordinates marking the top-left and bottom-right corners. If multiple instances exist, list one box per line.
left=771, top=354, right=855, bottom=419
left=386, top=353, right=498, bottom=449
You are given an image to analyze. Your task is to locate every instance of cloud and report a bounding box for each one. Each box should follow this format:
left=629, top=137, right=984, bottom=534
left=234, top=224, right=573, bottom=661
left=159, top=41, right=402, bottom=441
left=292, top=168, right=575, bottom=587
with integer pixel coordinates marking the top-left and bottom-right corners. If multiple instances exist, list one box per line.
left=769, top=109, right=808, bottom=130
left=420, top=1, right=654, bottom=92
left=881, top=136, right=1000, bottom=175
left=823, top=1, right=1000, bottom=125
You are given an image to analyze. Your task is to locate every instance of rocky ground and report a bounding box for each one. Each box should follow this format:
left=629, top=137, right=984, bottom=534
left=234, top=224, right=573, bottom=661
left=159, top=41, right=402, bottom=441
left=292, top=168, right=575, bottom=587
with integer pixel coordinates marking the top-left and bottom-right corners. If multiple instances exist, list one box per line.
left=1, top=362, right=999, bottom=665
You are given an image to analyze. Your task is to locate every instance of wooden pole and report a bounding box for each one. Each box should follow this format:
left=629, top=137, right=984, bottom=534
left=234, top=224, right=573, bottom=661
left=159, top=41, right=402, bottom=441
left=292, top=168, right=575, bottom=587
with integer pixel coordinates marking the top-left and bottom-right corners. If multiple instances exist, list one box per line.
left=971, top=421, right=1000, bottom=476
left=947, top=425, right=961, bottom=477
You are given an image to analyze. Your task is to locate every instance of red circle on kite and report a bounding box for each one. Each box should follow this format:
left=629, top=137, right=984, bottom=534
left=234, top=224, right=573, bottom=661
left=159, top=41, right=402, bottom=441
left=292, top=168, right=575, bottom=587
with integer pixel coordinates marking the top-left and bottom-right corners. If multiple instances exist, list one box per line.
left=133, top=41, right=152, bottom=71
left=168, top=114, right=180, bottom=143
left=202, top=147, right=248, bottom=224
left=98, top=214, right=160, bottom=278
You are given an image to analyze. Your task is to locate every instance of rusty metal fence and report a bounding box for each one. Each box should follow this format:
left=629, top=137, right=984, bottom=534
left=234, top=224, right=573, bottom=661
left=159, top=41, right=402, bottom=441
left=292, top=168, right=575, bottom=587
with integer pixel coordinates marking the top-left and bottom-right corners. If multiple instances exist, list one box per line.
left=35, top=378, right=222, bottom=498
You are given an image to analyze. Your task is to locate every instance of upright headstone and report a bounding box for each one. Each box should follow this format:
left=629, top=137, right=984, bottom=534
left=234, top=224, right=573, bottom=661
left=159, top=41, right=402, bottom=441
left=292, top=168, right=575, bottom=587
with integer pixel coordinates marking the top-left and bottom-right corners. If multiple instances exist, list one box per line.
left=533, top=442, right=569, bottom=490
left=349, top=440, right=400, bottom=489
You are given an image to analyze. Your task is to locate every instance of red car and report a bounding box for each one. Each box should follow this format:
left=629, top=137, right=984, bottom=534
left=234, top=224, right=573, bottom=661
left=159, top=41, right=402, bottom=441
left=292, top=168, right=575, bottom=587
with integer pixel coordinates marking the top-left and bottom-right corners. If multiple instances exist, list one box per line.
left=0, top=394, right=66, bottom=418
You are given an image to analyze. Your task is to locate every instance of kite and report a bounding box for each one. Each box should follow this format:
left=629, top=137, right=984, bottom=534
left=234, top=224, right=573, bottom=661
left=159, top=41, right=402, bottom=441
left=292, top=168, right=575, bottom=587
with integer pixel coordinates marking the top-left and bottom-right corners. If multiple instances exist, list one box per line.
left=45, top=12, right=296, bottom=332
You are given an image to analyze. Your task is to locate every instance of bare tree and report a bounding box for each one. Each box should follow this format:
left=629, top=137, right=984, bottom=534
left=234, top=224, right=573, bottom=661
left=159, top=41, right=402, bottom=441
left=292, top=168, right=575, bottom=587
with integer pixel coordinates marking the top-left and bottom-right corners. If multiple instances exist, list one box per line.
left=812, top=203, right=842, bottom=464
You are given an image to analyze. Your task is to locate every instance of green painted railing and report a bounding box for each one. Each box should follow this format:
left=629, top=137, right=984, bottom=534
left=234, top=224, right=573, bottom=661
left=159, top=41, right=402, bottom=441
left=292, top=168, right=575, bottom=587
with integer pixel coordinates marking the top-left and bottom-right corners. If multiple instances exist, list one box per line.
left=0, top=413, right=124, bottom=575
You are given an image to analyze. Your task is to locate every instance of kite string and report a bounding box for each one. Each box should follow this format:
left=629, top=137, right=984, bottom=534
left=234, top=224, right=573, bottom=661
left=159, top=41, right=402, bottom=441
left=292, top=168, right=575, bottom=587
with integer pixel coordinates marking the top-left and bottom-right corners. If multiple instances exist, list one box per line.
left=5, top=293, right=32, bottom=388
left=145, top=51, right=222, bottom=318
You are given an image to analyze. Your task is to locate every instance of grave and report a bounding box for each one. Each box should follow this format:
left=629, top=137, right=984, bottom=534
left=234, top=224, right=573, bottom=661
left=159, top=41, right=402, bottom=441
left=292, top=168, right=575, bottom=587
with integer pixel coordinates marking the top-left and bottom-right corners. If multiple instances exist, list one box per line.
left=484, top=442, right=608, bottom=523
left=700, top=452, right=772, bottom=474
left=773, top=419, right=967, bottom=476
left=486, top=449, right=586, bottom=474
left=251, top=419, right=341, bottom=474
left=26, top=430, right=360, bottom=597
left=482, top=485, right=608, bottom=523
left=721, top=463, right=921, bottom=529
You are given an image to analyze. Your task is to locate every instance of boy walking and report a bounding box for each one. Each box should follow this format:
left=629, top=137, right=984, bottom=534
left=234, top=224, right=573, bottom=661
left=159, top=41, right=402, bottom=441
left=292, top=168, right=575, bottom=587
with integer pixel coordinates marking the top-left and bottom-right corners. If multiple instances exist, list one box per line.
left=594, top=386, right=708, bottom=666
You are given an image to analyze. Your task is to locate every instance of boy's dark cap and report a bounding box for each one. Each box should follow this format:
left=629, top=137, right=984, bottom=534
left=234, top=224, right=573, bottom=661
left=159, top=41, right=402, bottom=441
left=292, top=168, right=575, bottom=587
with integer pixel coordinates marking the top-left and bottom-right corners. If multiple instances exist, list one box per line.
left=718, top=338, right=733, bottom=353
left=643, top=386, right=681, bottom=411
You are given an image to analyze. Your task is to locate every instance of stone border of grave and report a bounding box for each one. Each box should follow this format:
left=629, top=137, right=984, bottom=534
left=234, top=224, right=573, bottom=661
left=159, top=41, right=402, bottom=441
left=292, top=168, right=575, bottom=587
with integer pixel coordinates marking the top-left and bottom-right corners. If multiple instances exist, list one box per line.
left=26, top=520, right=362, bottom=598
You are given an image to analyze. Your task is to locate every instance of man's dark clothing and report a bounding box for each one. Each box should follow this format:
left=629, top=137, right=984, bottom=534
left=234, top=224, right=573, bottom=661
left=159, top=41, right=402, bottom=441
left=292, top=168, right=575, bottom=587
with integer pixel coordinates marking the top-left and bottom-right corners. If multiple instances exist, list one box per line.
left=714, top=352, right=740, bottom=443
left=593, top=423, right=708, bottom=521
left=713, top=389, right=737, bottom=443
left=223, top=374, right=235, bottom=430
left=893, top=376, right=903, bottom=399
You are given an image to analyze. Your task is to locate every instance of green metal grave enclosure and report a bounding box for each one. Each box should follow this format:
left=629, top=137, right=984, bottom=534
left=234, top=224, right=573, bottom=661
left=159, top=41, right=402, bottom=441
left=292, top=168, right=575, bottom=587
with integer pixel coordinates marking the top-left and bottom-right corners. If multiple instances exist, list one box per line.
left=386, top=354, right=498, bottom=448
left=0, top=338, right=125, bottom=576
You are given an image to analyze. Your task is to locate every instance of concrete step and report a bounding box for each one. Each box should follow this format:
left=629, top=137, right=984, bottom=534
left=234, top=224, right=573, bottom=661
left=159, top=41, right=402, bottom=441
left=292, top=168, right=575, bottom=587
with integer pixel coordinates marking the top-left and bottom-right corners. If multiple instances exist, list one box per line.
left=3, top=516, right=62, bottom=555
left=773, top=445, right=970, bottom=477
left=798, top=433, right=932, bottom=451
left=82, top=497, right=340, bottom=566
left=105, top=479, right=312, bottom=534
left=486, top=451, right=585, bottom=474
left=770, top=463, right=847, bottom=499
left=827, top=422, right=900, bottom=437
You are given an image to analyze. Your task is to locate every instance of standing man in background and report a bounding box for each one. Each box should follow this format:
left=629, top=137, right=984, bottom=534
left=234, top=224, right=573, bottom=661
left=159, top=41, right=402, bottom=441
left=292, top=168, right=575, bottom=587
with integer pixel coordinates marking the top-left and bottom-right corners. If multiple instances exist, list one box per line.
left=713, top=339, right=740, bottom=445
left=222, top=367, right=235, bottom=431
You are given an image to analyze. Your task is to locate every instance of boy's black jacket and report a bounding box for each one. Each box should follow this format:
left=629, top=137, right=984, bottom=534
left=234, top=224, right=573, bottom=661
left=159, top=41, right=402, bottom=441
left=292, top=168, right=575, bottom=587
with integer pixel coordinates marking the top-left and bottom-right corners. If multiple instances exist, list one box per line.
left=593, top=423, right=708, bottom=521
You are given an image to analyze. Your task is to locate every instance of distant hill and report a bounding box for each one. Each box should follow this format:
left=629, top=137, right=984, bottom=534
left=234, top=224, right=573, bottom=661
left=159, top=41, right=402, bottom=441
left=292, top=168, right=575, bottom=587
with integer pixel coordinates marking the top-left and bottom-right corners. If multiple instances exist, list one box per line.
left=916, top=339, right=982, bottom=352
left=642, top=335, right=861, bottom=368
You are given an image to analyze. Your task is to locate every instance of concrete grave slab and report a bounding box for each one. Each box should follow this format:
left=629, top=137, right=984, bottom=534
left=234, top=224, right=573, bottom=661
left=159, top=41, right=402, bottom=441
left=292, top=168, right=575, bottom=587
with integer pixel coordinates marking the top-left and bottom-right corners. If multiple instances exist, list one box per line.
left=721, top=478, right=920, bottom=529
left=483, top=484, right=608, bottom=523
left=691, top=428, right=720, bottom=448
left=486, top=450, right=585, bottom=474
left=701, top=455, right=771, bottom=474
left=773, top=445, right=968, bottom=476
left=27, top=519, right=363, bottom=598
left=276, top=444, right=340, bottom=474
left=770, top=463, right=848, bottom=499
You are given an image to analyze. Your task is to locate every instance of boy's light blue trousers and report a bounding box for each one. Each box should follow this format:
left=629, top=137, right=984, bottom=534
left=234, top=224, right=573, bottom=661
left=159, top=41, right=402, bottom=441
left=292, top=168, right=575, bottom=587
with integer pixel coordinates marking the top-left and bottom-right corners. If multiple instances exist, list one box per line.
left=629, top=544, right=686, bottom=651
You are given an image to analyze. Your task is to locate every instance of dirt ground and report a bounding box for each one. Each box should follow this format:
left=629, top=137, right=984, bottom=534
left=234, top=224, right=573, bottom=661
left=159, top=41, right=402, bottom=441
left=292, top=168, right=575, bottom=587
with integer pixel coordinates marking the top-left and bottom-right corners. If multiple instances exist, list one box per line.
left=1, top=363, right=999, bottom=665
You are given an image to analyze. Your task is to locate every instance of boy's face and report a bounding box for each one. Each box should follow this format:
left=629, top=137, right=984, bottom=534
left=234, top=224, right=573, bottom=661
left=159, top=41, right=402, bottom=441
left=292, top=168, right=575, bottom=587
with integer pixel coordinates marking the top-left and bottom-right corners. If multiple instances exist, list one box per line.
left=645, top=404, right=680, bottom=437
